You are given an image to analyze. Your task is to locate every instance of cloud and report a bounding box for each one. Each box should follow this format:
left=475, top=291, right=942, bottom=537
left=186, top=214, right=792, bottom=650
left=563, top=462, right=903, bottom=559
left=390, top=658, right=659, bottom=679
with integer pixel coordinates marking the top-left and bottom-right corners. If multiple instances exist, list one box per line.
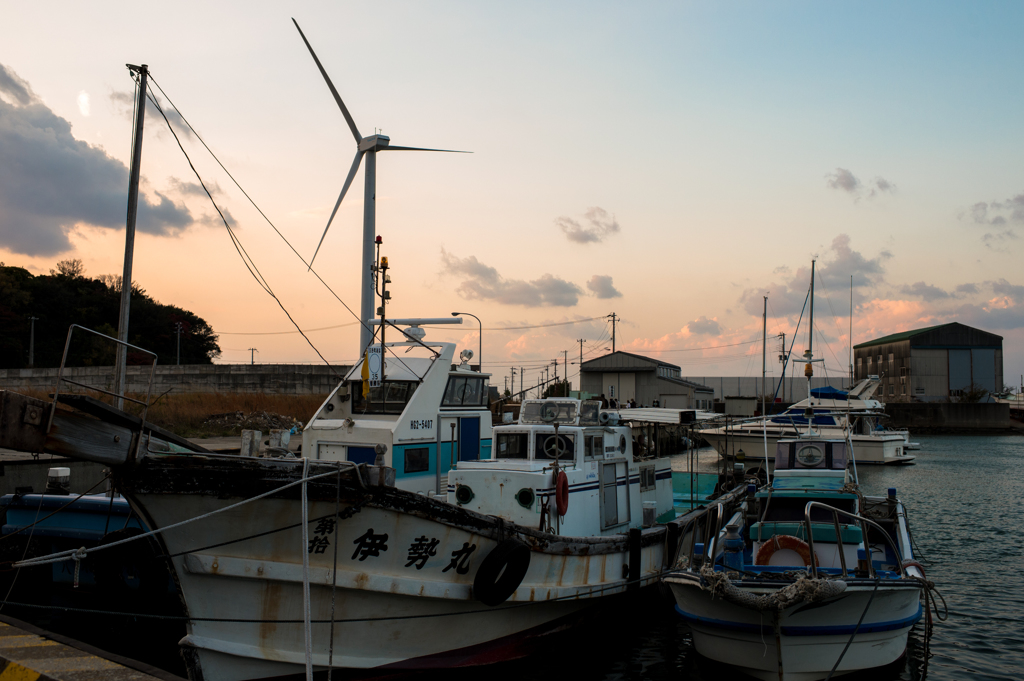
left=898, top=281, right=950, bottom=302
left=555, top=207, right=620, bottom=244
left=0, top=63, right=194, bottom=256
left=825, top=168, right=895, bottom=200
left=586, top=274, right=621, bottom=299
left=956, top=283, right=979, bottom=295
left=991, top=278, right=1024, bottom=304
left=440, top=249, right=582, bottom=307
left=738, top=234, right=891, bottom=316
left=0, top=64, right=37, bottom=106
left=964, top=192, right=1024, bottom=226
left=110, top=90, right=192, bottom=139
left=686, top=316, right=722, bottom=336
left=826, top=168, right=859, bottom=193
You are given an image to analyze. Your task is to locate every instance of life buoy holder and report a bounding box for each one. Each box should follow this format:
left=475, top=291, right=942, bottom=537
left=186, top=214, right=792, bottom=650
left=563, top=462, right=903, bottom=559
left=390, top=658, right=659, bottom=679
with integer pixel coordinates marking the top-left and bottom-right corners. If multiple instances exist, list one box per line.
left=473, top=538, right=531, bottom=606
left=554, top=470, right=569, bottom=516
left=754, top=534, right=818, bottom=567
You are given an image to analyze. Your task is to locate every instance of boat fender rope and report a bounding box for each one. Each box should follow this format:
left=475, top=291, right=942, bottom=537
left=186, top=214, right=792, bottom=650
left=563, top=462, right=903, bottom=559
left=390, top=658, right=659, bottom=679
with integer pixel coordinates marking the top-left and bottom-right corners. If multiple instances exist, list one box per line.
left=700, top=563, right=845, bottom=612
left=555, top=470, right=569, bottom=516
left=473, top=538, right=531, bottom=607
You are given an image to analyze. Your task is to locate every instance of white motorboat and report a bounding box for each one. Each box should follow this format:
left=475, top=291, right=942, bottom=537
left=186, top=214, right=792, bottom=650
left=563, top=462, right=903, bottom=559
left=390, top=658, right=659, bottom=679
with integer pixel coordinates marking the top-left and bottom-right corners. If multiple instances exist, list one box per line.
left=698, top=377, right=916, bottom=465
left=663, top=435, right=928, bottom=681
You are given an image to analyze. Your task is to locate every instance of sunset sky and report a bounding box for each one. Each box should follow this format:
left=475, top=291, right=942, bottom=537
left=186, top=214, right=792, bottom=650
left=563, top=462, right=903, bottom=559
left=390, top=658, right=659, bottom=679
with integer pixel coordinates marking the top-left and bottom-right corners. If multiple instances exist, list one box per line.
left=2, top=1, right=1023, bottom=393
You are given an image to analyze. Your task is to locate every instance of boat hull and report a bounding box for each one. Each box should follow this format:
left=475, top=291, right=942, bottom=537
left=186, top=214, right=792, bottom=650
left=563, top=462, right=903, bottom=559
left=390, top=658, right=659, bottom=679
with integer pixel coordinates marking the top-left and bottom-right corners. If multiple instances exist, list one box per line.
left=699, top=429, right=915, bottom=465
left=666, top=573, right=921, bottom=681
left=117, top=454, right=664, bottom=680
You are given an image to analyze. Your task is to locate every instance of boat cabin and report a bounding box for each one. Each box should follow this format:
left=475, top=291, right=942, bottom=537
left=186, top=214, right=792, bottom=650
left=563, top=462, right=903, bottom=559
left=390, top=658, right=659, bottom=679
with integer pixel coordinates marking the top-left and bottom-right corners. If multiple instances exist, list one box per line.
left=447, top=398, right=674, bottom=536
left=302, top=337, right=492, bottom=495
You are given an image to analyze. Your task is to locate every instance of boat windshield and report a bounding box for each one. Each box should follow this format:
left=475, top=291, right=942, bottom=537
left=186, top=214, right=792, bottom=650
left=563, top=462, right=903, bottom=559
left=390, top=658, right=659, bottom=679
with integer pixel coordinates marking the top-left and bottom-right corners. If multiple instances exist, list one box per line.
left=520, top=401, right=579, bottom=425
left=350, top=380, right=418, bottom=414
left=442, top=375, right=490, bottom=407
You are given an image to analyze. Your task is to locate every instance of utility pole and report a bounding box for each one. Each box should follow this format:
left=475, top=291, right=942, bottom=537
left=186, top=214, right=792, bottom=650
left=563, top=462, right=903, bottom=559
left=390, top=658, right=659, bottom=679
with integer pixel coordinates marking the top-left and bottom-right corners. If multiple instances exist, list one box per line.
left=608, top=313, right=618, bottom=353
left=28, top=316, right=38, bottom=368
left=510, top=367, right=516, bottom=400
left=762, top=296, right=767, bottom=416
left=113, top=63, right=149, bottom=410
left=520, top=367, right=524, bottom=401
left=249, top=348, right=258, bottom=365
left=578, top=339, right=586, bottom=367
left=562, top=350, right=568, bottom=392
left=175, top=322, right=183, bottom=366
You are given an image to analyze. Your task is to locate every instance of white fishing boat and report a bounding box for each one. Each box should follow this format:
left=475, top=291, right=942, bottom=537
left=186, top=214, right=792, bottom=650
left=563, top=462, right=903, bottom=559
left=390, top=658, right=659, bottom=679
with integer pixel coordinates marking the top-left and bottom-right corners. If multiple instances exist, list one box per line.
left=663, top=435, right=928, bottom=680
left=0, top=331, right=686, bottom=680
left=698, top=377, right=916, bottom=465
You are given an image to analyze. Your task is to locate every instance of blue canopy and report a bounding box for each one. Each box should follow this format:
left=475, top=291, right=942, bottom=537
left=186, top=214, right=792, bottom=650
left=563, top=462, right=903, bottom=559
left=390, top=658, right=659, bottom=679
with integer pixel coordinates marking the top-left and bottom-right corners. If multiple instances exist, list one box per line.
left=810, top=386, right=848, bottom=400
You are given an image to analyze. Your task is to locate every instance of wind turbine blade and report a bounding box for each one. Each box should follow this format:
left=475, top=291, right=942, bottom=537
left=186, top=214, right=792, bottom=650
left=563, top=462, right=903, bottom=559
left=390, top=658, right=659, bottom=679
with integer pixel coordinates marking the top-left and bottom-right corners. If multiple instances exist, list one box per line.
left=309, top=150, right=364, bottom=269
left=381, top=145, right=472, bottom=153
left=292, top=18, right=362, bottom=143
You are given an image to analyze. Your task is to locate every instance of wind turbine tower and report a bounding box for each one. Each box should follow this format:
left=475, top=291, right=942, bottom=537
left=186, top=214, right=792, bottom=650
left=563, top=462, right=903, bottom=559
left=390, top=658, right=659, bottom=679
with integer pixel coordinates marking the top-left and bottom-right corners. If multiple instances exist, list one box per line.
left=293, top=19, right=468, bottom=354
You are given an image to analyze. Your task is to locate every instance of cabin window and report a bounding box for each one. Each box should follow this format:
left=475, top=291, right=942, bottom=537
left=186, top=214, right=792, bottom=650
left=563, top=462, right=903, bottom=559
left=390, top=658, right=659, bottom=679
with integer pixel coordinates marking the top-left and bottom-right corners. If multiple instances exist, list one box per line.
left=404, top=447, right=429, bottom=473
left=639, top=465, right=656, bottom=491
left=579, top=402, right=600, bottom=425
left=442, top=376, right=489, bottom=407
left=584, top=434, right=604, bottom=459
left=496, top=433, right=529, bottom=459
left=351, top=381, right=418, bottom=414
left=535, top=433, right=575, bottom=460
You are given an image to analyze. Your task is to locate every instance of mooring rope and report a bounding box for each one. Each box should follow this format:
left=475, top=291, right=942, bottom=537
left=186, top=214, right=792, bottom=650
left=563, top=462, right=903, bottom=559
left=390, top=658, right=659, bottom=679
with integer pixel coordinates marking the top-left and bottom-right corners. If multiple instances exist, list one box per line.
left=12, top=463, right=362, bottom=570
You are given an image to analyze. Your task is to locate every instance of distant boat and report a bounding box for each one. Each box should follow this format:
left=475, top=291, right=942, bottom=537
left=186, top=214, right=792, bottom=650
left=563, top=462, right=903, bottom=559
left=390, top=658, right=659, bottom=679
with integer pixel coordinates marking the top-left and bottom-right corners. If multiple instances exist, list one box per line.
left=698, top=377, right=917, bottom=465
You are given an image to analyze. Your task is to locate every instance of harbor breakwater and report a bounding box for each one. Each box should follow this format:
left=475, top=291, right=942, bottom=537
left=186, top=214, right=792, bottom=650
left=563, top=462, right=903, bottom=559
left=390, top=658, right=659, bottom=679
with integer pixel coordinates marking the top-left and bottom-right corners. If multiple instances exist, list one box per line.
left=0, top=364, right=350, bottom=396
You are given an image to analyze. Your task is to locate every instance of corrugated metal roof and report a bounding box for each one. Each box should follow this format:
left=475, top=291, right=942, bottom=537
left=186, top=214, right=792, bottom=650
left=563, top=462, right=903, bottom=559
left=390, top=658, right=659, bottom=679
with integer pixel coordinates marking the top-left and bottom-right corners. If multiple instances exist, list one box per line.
left=853, top=324, right=944, bottom=349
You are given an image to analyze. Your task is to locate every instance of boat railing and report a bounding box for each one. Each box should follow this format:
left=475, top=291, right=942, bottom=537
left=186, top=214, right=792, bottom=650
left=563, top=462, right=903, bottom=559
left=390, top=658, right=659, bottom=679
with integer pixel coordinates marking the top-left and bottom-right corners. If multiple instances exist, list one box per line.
left=802, top=501, right=906, bottom=580
left=671, top=485, right=745, bottom=569
left=48, top=324, right=158, bottom=462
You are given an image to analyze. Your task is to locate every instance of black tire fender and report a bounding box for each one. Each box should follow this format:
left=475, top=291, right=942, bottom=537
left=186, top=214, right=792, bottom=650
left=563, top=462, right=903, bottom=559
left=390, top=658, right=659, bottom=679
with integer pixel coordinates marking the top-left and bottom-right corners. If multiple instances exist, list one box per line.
left=473, top=538, right=531, bottom=606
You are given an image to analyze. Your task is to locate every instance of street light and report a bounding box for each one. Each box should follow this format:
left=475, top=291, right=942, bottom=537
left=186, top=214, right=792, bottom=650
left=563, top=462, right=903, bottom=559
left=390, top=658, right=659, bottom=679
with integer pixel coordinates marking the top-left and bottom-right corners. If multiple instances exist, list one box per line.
left=451, top=312, right=482, bottom=371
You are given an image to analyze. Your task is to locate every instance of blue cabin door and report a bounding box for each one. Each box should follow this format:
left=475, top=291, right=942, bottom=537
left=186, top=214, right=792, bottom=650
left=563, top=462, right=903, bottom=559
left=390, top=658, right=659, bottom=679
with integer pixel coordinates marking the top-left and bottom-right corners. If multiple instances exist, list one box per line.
left=459, top=417, right=480, bottom=461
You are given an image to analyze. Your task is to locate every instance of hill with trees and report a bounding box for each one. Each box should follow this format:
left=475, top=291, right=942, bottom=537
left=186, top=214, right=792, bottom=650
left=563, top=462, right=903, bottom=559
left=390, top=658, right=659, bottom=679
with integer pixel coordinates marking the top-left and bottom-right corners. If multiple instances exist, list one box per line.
left=0, top=259, right=220, bottom=369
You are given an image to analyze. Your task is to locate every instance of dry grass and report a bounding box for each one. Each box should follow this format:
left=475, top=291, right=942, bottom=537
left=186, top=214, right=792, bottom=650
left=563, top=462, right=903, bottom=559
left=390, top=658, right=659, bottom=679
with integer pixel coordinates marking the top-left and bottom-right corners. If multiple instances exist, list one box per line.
left=22, top=389, right=327, bottom=438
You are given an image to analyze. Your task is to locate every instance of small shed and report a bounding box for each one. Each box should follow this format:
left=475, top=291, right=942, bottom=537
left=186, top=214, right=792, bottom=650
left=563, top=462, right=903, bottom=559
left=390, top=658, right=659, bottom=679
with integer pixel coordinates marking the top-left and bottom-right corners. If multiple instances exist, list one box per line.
left=580, top=351, right=714, bottom=409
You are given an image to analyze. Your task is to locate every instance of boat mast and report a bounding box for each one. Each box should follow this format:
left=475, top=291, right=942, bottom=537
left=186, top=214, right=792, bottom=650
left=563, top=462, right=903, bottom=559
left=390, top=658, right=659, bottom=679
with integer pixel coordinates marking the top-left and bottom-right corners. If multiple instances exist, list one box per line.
left=803, top=260, right=816, bottom=432
left=113, top=64, right=149, bottom=410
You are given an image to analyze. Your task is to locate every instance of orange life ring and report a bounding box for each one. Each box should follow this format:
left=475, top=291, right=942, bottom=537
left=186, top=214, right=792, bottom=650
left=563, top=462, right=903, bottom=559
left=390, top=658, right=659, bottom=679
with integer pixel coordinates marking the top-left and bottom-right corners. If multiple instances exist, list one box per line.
left=555, top=470, right=569, bottom=516
left=754, top=534, right=818, bottom=567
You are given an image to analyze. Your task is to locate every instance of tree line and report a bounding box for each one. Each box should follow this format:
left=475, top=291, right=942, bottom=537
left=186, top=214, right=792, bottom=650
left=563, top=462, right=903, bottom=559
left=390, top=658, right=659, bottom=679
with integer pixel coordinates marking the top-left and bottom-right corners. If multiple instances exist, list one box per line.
left=0, top=259, right=220, bottom=369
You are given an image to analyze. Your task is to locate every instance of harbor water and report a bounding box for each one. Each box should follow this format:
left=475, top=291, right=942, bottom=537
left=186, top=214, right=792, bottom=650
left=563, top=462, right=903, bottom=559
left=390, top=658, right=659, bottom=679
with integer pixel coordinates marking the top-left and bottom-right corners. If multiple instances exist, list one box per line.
left=432, top=434, right=1024, bottom=681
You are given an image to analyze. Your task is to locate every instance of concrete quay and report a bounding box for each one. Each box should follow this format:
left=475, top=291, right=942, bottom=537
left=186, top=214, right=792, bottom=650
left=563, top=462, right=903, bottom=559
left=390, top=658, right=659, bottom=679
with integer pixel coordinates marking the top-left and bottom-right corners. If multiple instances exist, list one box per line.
left=0, top=615, right=181, bottom=681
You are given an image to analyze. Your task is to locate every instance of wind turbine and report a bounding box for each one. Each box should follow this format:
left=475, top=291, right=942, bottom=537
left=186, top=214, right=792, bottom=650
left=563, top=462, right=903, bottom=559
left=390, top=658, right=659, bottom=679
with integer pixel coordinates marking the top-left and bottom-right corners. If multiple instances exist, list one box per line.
left=293, top=18, right=468, bottom=354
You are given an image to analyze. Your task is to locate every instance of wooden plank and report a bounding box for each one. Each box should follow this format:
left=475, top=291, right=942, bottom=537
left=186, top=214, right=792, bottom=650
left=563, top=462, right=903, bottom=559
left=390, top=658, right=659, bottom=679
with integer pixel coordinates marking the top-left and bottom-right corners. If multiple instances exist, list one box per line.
left=56, top=394, right=209, bottom=453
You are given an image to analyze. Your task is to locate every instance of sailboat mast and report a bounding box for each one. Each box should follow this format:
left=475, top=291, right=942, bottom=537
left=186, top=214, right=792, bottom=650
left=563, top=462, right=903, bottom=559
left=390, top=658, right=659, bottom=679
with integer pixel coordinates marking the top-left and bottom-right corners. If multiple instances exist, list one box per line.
left=808, top=259, right=815, bottom=358
left=762, top=295, right=767, bottom=415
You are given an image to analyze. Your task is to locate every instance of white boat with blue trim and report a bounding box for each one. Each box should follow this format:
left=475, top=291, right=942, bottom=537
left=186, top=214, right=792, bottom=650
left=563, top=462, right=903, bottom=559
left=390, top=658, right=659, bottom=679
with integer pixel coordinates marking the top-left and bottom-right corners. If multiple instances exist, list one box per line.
left=663, top=435, right=928, bottom=681
left=698, top=377, right=917, bottom=466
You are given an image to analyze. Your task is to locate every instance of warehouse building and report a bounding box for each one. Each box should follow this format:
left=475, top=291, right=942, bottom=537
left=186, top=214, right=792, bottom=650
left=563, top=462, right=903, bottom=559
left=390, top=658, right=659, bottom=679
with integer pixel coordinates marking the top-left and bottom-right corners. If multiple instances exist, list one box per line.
left=580, top=351, right=715, bottom=409
left=853, top=322, right=1003, bottom=402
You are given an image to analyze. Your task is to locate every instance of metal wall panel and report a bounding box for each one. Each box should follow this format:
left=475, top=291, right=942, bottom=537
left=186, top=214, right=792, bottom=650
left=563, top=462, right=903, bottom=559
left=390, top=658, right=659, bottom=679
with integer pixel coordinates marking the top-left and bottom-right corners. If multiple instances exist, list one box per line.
left=949, top=349, right=972, bottom=391
left=971, top=348, right=997, bottom=392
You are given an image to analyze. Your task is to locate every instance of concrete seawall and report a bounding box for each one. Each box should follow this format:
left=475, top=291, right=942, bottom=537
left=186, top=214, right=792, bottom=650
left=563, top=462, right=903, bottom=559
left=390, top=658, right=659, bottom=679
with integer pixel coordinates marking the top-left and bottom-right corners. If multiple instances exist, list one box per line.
left=885, top=402, right=1015, bottom=432
left=0, top=364, right=349, bottom=396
